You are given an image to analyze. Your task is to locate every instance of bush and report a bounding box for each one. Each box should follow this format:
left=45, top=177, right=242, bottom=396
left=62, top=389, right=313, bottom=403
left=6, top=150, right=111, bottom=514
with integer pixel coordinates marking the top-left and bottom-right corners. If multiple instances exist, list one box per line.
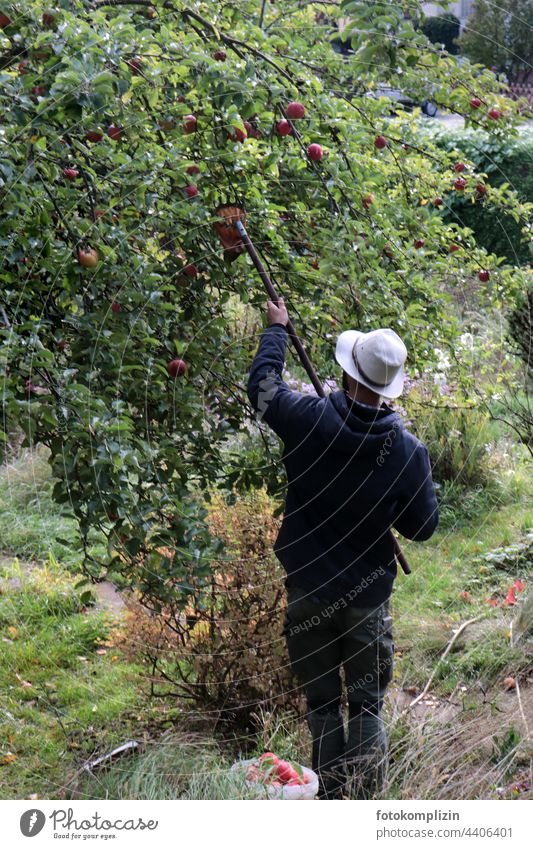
left=508, top=286, right=533, bottom=377
left=430, top=129, right=533, bottom=264
left=120, top=490, right=302, bottom=727
left=500, top=286, right=533, bottom=453
left=411, top=404, right=496, bottom=489
left=422, top=14, right=460, bottom=54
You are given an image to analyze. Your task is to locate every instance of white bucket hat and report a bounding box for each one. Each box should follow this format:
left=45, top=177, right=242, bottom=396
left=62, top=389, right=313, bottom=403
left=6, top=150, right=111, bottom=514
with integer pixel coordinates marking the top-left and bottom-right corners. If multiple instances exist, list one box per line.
left=335, top=328, right=407, bottom=399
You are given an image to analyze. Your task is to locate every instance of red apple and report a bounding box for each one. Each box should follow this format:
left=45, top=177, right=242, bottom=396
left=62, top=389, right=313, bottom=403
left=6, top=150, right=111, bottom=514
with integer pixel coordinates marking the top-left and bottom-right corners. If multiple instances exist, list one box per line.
left=107, top=125, right=123, bottom=141
left=85, top=130, right=103, bottom=143
left=453, top=162, right=465, bottom=172
left=374, top=135, right=387, bottom=150
left=488, top=108, right=501, bottom=120
left=478, top=269, right=490, bottom=282
left=243, top=120, right=253, bottom=135
left=414, top=239, right=425, bottom=249
left=448, top=244, right=460, bottom=253
left=432, top=197, right=444, bottom=207
left=276, top=119, right=292, bottom=136
left=183, top=114, right=197, bottom=134
left=469, top=97, right=481, bottom=109
left=307, top=143, right=323, bottom=161
left=230, top=125, right=247, bottom=143
left=183, top=263, right=198, bottom=277
left=258, top=752, right=280, bottom=766
left=42, top=11, right=55, bottom=26
left=362, top=193, right=373, bottom=208
left=18, top=60, right=30, bottom=74
left=63, top=167, right=79, bottom=180
left=111, top=301, right=121, bottom=313
left=78, top=247, right=100, bottom=268
left=186, top=164, right=200, bottom=175
left=0, top=12, right=11, bottom=27
left=475, top=182, right=487, bottom=195
left=127, top=57, right=142, bottom=75
left=276, top=760, right=298, bottom=784
left=167, top=358, right=187, bottom=378
left=453, top=178, right=466, bottom=191
left=184, top=184, right=198, bottom=198
left=286, top=101, right=305, bottom=119
left=213, top=50, right=227, bottom=61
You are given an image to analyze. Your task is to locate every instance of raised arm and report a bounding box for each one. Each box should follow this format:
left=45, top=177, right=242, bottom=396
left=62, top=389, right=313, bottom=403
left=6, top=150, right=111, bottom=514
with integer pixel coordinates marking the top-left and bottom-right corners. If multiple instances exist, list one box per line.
left=247, top=300, right=322, bottom=442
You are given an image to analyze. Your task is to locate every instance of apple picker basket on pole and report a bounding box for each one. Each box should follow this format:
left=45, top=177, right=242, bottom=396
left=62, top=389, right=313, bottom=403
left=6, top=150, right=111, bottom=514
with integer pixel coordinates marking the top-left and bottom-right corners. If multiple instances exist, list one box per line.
left=213, top=204, right=411, bottom=576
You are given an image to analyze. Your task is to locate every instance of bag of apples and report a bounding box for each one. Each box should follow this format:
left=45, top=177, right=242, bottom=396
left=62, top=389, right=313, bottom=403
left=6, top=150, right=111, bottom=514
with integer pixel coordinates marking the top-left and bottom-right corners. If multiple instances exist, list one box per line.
left=231, top=752, right=319, bottom=800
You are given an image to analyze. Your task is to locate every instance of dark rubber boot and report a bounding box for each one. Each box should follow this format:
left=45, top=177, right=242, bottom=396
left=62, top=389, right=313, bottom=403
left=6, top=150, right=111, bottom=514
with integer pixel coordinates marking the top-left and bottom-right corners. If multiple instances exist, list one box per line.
left=345, top=701, right=388, bottom=799
left=307, top=706, right=346, bottom=799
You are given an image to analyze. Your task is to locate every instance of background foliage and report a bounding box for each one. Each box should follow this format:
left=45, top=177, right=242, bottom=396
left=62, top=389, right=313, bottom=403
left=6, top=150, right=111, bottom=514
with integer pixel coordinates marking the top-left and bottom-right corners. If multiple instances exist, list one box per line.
left=459, top=0, right=533, bottom=81
left=421, top=14, right=460, bottom=56
left=430, top=128, right=533, bottom=264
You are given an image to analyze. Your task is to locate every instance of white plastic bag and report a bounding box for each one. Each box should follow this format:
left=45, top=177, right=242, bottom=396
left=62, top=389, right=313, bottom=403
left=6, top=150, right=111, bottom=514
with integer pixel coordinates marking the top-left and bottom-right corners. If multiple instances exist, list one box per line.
left=230, top=758, right=319, bottom=800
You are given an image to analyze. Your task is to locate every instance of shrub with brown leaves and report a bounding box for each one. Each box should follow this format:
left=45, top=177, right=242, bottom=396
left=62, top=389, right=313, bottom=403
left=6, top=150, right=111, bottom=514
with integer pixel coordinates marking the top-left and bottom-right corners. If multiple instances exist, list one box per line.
left=120, top=490, right=302, bottom=727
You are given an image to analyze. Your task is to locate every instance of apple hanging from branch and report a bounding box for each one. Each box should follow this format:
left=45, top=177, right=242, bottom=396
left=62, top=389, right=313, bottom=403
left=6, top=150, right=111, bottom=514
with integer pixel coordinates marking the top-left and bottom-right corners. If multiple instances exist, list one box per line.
left=167, top=359, right=188, bottom=378
left=183, top=114, right=198, bottom=134
left=78, top=247, right=100, bottom=269
left=286, top=101, right=305, bottom=119
left=307, top=143, right=323, bottom=161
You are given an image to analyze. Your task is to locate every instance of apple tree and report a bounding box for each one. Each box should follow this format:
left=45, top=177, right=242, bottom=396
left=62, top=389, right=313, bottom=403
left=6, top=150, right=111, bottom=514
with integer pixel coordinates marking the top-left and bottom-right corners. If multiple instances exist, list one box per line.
left=0, top=0, right=531, bottom=609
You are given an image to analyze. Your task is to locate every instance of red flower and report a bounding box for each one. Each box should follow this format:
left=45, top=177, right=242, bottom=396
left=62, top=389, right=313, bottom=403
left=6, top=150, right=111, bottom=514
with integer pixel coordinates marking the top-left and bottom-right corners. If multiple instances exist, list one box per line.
left=460, top=590, right=470, bottom=600
left=513, top=579, right=526, bottom=592
left=486, top=598, right=498, bottom=607
left=504, top=586, right=517, bottom=606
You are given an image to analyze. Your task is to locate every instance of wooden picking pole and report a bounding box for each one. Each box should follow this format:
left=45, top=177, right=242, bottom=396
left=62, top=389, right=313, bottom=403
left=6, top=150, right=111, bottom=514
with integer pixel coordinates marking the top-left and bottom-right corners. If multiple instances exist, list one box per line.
left=234, top=219, right=324, bottom=397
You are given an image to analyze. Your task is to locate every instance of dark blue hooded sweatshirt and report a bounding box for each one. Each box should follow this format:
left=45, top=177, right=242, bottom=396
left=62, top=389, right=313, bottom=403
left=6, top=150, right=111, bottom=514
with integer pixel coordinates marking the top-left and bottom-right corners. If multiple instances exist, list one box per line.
left=247, top=324, right=438, bottom=606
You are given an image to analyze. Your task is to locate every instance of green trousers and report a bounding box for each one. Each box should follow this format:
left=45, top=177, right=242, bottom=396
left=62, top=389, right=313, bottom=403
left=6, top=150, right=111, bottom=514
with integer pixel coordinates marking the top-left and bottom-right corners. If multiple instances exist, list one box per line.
left=284, top=583, right=394, bottom=799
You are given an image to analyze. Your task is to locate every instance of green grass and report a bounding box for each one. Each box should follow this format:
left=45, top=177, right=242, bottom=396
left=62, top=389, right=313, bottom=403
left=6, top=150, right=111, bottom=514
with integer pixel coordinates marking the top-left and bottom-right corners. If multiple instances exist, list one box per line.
left=0, top=447, right=105, bottom=566
left=392, top=476, right=533, bottom=692
left=0, top=556, right=146, bottom=800
left=78, top=734, right=262, bottom=800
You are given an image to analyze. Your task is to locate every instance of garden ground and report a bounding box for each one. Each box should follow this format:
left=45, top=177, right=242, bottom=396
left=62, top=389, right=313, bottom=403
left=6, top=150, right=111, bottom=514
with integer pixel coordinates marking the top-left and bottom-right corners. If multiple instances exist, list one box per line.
left=0, top=445, right=531, bottom=800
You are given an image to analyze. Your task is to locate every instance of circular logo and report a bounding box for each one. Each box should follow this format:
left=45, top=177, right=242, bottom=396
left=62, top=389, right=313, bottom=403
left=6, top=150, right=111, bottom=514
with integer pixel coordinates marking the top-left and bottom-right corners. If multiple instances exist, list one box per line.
left=20, top=809, right=46, bottom=837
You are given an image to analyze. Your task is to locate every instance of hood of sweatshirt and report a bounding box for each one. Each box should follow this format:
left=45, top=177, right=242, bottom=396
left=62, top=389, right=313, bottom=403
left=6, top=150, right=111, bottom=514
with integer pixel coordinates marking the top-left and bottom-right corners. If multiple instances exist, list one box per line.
left=316, top=390, right=403, bottom=457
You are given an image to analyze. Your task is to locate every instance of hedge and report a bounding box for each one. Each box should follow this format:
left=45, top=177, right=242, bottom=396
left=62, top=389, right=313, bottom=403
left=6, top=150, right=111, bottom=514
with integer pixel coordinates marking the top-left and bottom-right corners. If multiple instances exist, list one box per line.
left=431, top=128, right=533, bottom=265
left=421, top=15, right=460, bottom=55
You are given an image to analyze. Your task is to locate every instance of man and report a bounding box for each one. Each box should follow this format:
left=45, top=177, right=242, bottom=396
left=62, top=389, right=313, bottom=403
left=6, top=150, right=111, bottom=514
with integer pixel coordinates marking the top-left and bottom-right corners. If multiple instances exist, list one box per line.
left=247, top=298, right=438, bottom=800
